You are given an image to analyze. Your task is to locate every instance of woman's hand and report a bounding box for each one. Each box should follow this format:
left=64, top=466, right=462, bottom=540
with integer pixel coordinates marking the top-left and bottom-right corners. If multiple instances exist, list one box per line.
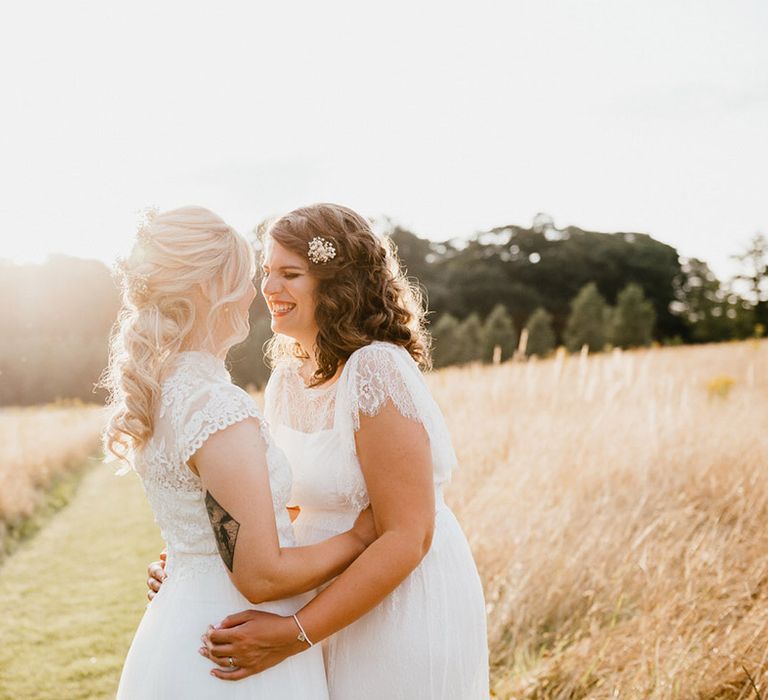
left=351, top=505, right=377, bottom=547
left=200, top=610, right=305, bottom=681
left=146, top=551, right=167, bottom=602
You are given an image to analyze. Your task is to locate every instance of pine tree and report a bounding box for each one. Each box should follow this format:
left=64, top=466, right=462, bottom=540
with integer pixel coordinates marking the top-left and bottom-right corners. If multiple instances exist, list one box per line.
left=481, top=304, right=517, bottom=363
left=455, top=313, right=484, bottom=364
left=525, top=307, right=556, bottom=357
left=612, top=283, right=656, bottom=348
left=431, top=314, right=461, bottom=368
left=564, top=282, right=609, bottom=352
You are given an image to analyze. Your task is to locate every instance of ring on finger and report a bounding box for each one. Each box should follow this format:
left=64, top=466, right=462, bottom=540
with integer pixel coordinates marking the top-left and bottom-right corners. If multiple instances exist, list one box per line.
left=228, top=656, right=235, bottom=668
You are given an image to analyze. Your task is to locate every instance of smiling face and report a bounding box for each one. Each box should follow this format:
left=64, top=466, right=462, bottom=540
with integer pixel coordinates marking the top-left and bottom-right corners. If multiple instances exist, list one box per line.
left=260, top=237, right=319, bottom=351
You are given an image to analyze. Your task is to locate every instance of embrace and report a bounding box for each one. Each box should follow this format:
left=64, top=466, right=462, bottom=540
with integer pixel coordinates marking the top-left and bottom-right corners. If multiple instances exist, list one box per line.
left=105, top=204, right=489, bottom=698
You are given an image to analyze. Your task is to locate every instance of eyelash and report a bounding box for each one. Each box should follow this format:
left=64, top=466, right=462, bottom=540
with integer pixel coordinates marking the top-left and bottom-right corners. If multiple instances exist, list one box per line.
left=259, top=271, right=300, bottom=280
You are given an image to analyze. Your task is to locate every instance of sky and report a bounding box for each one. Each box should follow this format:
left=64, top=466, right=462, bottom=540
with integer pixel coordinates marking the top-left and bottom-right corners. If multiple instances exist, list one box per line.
left=1, top=1, right=766, bottom=282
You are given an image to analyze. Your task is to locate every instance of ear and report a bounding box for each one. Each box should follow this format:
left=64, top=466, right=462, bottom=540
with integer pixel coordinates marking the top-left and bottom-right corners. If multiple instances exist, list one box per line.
left=193, top=282, right=213, bottom=303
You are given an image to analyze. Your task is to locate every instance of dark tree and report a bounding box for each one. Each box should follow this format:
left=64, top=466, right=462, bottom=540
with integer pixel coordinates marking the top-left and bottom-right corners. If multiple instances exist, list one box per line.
left=731, top=233, right=768, bottom=328
left=525, top=308, right=556, bottom=357
left=671, top=258, right=754, bottom=342
left=564, top=282, right=610, bottom=352
left=612, top=283, right=656, bottom=348
left=481, top=304, right=517, bottom=363
left=430, top=314, right=461, bottom=368
left=455, top=313, right=484, bottom=364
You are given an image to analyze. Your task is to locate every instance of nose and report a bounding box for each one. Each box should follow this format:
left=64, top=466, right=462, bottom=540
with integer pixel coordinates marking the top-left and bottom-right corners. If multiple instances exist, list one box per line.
left=261, top=271, right=281, bottom=297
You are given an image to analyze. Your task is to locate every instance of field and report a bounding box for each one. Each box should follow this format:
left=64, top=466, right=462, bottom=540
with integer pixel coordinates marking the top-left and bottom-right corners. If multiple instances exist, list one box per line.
left=440, top=340, right=768, bottom=698
left=1, top=340, right=767, bottom=698
left=0, top=402, right=106, bottom=556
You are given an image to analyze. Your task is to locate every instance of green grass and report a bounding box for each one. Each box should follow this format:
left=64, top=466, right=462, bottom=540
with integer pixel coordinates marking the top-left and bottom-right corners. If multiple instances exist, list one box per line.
left=0, top=462, right=163, bottom=699
left=1, top=467, right=88, bottom=562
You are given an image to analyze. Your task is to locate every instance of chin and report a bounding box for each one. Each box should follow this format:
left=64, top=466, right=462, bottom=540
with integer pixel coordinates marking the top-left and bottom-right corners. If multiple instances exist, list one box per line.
left=270, top=318, right=292, bottom=337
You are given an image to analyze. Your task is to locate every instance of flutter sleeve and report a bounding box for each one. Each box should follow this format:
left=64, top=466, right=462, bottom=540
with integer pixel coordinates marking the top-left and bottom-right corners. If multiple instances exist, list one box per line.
left=347, top=343, right=422, bottom=427
left=333, top=343, right=458, bottom=509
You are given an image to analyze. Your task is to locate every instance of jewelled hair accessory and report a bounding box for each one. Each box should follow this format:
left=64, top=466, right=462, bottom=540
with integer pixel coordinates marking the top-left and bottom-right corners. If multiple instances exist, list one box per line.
left=114, top=257, right=151, bottom=304
left=136, top=206, right=159, bottom=245
left=307, top=236, right=337, bottom=264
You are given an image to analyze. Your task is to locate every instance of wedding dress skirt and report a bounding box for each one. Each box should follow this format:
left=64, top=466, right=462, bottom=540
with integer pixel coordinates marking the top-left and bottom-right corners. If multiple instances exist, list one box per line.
left=117, top=551, right=328, bottom=699
left=294, top=492, right=489, bottom=700
left=117, top=352, right=329, bottom=699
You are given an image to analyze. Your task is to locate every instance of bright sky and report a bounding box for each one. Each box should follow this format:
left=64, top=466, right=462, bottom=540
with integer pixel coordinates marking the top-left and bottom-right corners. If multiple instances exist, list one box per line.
left=1, top=1, right=766, bottom=282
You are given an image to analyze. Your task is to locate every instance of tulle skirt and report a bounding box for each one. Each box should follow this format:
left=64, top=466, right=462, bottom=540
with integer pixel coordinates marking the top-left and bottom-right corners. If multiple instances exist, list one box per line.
left=116, top=552, right=328, bottom=699
left=294, top=496, right=490, bottom=700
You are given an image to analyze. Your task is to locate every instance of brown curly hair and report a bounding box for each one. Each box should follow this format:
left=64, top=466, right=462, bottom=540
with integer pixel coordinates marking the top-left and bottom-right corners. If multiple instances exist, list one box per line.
left=263, top=203, right=430, bottom=385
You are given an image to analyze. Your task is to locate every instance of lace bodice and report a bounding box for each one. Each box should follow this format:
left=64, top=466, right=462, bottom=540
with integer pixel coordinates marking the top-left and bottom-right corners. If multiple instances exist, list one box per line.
left=268, top=356, right=338, bottom=433
left=265, top=342, right=457, bottom=515
left=133, top=351, right=294, bottom=573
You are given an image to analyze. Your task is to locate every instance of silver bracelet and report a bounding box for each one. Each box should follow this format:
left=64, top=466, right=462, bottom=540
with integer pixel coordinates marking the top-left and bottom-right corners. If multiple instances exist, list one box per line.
left=292, top=613, right=314, bottom=647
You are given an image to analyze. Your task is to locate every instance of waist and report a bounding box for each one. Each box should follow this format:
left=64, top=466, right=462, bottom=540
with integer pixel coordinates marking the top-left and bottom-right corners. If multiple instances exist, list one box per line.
left=164, top=549, right=222, bottom=578
left=294, top=489, right=448, bottom=540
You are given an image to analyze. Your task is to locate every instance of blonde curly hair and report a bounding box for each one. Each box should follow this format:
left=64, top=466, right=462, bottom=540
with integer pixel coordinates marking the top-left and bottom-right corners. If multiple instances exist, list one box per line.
left=102, top=206, right=255, bottom=464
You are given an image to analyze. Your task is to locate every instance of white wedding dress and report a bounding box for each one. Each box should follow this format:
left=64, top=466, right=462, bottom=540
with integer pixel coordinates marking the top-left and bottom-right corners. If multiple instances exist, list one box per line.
left=265, top=341, right=489, bottom=699
left=117, top=351, right=328, bottom=699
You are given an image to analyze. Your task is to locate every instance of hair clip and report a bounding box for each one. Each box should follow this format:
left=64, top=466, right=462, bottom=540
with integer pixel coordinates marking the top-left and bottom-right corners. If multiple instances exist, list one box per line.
left=308, top=236, right=337, bottom=264
left=114, top=257, right=151, bottom=304
left=136, top=206, right=159, bottom=245
left=130, top=270, right=151, bottom=301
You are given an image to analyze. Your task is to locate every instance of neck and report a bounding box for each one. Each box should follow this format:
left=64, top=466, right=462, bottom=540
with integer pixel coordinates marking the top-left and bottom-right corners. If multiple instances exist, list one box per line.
left=182, top=331, right=228, bottom=360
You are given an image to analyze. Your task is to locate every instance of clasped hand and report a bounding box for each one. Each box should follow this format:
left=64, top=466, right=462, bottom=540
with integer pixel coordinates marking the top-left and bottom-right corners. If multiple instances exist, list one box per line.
left=199, top=610, right=304, bottom=681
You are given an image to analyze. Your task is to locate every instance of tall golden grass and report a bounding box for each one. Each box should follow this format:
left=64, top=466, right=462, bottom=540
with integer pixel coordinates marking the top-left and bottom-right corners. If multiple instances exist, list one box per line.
left=0, top=402, right=105, bottom=543
left=432, top=340, right=768, bottom=698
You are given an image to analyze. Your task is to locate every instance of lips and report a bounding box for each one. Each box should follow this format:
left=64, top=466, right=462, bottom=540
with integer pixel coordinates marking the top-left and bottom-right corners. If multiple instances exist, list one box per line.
left=269, top=301, right=296, bottom=317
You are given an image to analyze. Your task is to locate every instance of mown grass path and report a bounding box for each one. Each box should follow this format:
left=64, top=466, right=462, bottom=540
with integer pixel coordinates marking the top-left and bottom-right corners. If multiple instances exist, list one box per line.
left=0, top=462, right=163, bottom=699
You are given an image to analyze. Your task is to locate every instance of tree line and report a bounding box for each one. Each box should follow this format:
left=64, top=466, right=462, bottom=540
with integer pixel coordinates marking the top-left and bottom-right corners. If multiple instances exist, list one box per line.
left=430, top=281, right=657, bottom=368
left=0, top=218, right=764, bottom=405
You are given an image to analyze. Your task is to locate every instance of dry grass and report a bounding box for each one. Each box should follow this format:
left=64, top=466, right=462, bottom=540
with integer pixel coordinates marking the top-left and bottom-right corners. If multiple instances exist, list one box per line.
left=0, top=402, right=105, bottom=543
left=431, top=340, right=768, bottom=699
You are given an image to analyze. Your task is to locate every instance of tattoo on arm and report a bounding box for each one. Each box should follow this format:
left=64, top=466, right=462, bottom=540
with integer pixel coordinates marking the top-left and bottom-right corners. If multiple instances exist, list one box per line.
left=204, top=491, right=240, bottom=572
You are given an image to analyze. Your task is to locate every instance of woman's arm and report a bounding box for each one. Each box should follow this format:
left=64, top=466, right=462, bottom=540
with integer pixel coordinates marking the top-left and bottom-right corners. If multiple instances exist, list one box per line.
left=147, top=507, right=304, bottom=600
left=204, top=401, right=435, bottom=679
left=192, top=417, right=375, bottom=604
left=291, top=401, right=435, bottom=637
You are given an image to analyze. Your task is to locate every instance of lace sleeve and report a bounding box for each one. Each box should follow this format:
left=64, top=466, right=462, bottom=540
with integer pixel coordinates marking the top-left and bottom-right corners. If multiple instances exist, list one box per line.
left=333, top=342, right=458, bottom=509
left=347, top=343, right=421, bottom=430
left=177, top=382, right=262, bottom=466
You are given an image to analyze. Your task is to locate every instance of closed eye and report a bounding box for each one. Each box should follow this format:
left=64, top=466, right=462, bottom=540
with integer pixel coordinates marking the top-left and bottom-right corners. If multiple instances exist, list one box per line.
left=260, top=266, right=305, bottom=280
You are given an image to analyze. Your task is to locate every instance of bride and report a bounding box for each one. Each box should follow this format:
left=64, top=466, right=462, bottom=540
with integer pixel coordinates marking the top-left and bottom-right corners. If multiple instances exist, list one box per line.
left=106, top=206, right=375, bottom=699
left=150, top=203, right=490, bottom=698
